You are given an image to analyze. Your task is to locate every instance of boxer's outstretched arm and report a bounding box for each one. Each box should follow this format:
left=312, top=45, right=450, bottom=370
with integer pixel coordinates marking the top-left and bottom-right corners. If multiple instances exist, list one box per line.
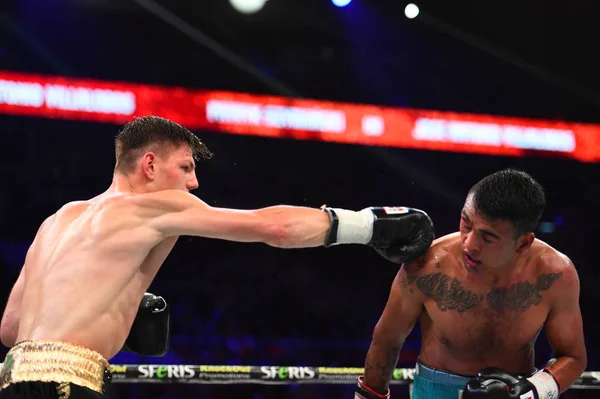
left=139, top=190, right=331, bottom=248
left=361, top=258, right=427, bottom=395
left=542, top=255, right=587, bottom=393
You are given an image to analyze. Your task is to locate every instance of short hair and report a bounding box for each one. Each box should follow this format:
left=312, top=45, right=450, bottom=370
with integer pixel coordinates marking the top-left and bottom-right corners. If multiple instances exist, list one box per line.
left=115, top=116, right=213, bottom=173
left=467, top=169, right=546, bottom=236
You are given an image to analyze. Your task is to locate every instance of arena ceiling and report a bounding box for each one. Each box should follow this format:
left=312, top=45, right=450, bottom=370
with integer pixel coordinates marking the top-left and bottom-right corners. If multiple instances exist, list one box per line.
left=1, top=0, right=599, bottom=122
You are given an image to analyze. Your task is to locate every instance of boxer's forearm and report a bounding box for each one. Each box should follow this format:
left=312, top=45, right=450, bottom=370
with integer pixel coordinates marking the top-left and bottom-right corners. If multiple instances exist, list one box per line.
left=255, top=206, right=331, bottom=248
left=362, top=339, right=403, bottom=395
left=546, top=355, right=587, bottom=393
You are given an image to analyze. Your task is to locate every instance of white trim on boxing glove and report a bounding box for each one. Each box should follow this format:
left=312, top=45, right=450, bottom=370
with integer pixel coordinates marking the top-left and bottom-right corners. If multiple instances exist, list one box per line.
left=526, top=369, right=559, bottom=399
left=328, top=208, right=374, bottom=245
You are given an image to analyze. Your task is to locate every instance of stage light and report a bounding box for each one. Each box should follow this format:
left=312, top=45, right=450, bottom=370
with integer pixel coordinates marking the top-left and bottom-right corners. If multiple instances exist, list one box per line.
left=404, top=3, right=419, bottom=19
left=332, top=0, right=352, bottom=8
left=229, top=0, right=268, bottom=14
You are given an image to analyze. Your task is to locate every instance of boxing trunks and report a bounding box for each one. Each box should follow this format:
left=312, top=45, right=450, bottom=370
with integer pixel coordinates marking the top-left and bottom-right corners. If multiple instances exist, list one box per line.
left=0, top=341, right=112, bottom=398
left=412, top=360, right=472, bottom=399
left=412, top=360, right=538, bottom=399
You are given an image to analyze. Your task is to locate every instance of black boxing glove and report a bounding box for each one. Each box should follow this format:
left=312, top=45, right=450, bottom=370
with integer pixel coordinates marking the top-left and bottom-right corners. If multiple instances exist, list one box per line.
left=463, top=367, right=560, bottom=399
left=321, top=206, right=434, bottom=263
left=122, top=292, right=170, bottom=357
left=463, top=377, right=513, bottom=398
left=354, top=376, right=390, bottom=399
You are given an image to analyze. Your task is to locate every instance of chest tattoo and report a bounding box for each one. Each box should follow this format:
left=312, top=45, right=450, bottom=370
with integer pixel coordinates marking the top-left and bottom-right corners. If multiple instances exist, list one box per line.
left=407, top=271, right=563, bottom=313
left=486, top=272, right=563, bottom=311
left=416, top=273, right=483, bottom=313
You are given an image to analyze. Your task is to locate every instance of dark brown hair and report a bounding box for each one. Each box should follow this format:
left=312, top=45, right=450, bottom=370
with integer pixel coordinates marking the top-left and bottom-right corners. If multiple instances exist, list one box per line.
left=115, top=116, right=213, bottom=173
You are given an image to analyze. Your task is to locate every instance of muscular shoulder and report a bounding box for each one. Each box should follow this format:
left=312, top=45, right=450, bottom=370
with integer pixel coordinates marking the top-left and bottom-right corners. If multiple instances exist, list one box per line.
left=401, top=232, right=460, bottom=275
left=36, top=201, right=89, bottom=234
left=54, top=200, right=89, bottom=217
left=126, top=190, right=206, bottom=214
left=530, top=240, right=579, bottom=301
left=124, top=191, right=211, bottom=238
left=58, top=191, right=205, bottom=221
left=396, top=233, right=461, bottom=294
left=394, top=233, right=484, bottom=311
left=531, top=240, right=573, bottom=270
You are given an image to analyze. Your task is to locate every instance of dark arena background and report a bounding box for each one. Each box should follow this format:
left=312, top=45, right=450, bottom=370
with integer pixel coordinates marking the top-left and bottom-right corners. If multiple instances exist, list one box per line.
left=0, top=0, right=599, bottom=398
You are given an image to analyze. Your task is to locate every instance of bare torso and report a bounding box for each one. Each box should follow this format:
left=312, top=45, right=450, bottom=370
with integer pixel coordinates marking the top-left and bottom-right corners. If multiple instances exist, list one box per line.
left=16, top=192, right=175, bottom=360
left=413, top=233, right=564, bottom=375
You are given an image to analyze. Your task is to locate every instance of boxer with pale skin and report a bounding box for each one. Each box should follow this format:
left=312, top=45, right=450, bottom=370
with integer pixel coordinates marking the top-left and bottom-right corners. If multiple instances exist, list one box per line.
left=0, top=116, right=434, bottom=399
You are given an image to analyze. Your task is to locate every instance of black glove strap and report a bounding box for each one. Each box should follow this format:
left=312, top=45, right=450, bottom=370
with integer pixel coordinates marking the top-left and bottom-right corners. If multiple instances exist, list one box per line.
left=321, top=206, right=339, bottom=247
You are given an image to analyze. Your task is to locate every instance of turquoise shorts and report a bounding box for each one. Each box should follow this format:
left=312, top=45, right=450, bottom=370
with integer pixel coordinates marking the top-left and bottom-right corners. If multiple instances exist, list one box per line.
left=411, top=362, right=471, bottom=399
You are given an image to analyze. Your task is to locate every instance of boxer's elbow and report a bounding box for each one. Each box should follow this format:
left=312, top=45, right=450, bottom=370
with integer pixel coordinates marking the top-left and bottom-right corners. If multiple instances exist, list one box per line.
left=572, top=352, right=588, bottom=374
left=0, top=312, right=18, bottom=348
left=554, top=340, right=588, bottom=370
left=259, top=208, right=329, bottom=249
left=262, top=217, right=294, bottom=248
left=0, top=333, right=15, bottom=348
left=372, top=322, right=409, bottom=347
left=256, top=210, right=304, bottom=249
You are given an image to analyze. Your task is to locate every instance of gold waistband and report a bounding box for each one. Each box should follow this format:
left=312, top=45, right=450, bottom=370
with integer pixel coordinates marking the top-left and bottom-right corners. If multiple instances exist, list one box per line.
left=0, top=341, right=110, bottom=394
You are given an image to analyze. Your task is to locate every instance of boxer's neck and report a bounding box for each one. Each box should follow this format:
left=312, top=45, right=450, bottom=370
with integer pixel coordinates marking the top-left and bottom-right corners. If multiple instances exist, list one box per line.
left=108, top=172, right=150, bottom=194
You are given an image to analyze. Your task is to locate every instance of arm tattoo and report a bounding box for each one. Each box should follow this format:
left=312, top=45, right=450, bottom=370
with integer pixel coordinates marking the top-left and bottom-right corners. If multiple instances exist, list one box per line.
left=416, top=273, right=482, bottom=313
left=398, top=274, right=417, bottom=289
left=364, top=340, right=401, bottom=389
left=486, top=272, right=563, bottom=312
left=398, top=271, right=408, bottom=288
left=404, top=256, right=426, bottom=273
left=398, top=259, right=423, bottom=289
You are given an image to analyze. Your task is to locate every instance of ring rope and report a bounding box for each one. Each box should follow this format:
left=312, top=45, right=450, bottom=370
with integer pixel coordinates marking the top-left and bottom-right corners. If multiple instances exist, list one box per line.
left=2, top=363, right=599, bottom=388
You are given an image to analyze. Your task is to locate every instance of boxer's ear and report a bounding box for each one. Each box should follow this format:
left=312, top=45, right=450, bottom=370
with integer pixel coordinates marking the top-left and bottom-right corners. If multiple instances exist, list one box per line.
left=141, top=152, right=156, bottom=180
left=516, top=232, right=535, bottom=254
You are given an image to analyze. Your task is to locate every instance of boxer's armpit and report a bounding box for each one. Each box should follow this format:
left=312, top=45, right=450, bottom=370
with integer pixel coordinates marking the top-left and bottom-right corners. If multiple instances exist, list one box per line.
left=486, top=272, right=564, bottom=312
left=415, top=273, right=483, bottom=313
